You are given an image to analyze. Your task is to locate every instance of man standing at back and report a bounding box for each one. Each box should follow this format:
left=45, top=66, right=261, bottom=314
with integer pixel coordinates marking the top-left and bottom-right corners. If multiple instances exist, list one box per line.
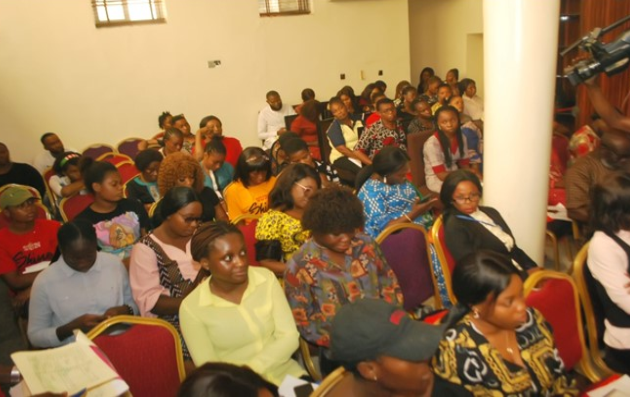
left=257, top=90, right=295, bottom=150
left=33, top=133, right=67, bottom=173
left=566, top=129, right=630, bottom=225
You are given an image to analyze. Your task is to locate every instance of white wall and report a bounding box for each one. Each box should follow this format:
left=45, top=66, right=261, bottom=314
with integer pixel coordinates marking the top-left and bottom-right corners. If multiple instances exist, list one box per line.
left=408, top=0, right=483, bottom=93
left=0, top=0, right=411, bottom=163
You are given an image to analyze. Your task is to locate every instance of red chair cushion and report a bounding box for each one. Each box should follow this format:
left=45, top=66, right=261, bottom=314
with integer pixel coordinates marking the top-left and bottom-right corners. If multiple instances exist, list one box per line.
left=238, top=219, right=260, bottom=266
left=92, top=324, right=181, bottom=397
left=62, top=194, right=94, bottom=222
left=525, top=278, right=582, bottom=370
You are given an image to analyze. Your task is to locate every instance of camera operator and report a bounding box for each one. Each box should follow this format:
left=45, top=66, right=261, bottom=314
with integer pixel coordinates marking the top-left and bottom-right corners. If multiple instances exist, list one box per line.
left=584, top=76, right=630, bottom=133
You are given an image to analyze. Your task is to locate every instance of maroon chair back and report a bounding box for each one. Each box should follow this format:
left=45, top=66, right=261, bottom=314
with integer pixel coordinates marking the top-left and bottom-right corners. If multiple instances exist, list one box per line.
left=83, top=144, right=115, bottom=160
left=377, top=225, right=434, bottom=310
left=117, top=138, right=143, bottom=160
left=92, top=324, right=182, bottom=396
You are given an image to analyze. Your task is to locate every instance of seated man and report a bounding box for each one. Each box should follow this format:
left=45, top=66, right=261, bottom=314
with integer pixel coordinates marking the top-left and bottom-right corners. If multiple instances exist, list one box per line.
left=355, top=98, right=407, bottom=160
left=565, top=129, right=630, bottom=224
left=328, top=299, right=471, bottom=397
left=0, top=187, right=60, bottom=317
left=33, top=132, right=71, bottom=174
left=257, top=90, right=295, bottom=150
left=0, top=143, right=46, bottom=198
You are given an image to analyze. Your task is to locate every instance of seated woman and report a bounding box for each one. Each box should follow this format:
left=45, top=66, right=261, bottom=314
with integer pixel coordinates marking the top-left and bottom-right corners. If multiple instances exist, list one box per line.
left=423, top=105, right=472, bottom=193
left=130, top=187, right=207, bottom=360
left=180, top=221, right=306, bottom=386
left=448, top=96, right=483, bottom=168
left=171, top=115, right=195, bottom=155
left=445, top=68, right=460, bottom=96
left=255, top=164, right=321, bottom=275
left=283, top=138, right=340, bottom=188
left=290, top=99, right=321, bottom=160
left=138, top=111, right=173, bottom=151
left=587, top=172, right=630, bottom=374
left=199, top=137, right=234, bottom=200
left=418, top=76, right=441, bottom=106
left=406, top=98, right=436, bottom=135
left=356, top=146, right=436, bottom=238
left=178, top=362, right=278, bottom=397
left=336, top=86, right=359, bottom=116
left=327, top=299, right=470, bottom=397
left=417, top=67, right=435, bottom=94
left=76, top=159, right=151, bottom=263
left=393, top=80, right=412, bottom=108
left=49, top=151, right=85, bottom=204
left=460, top=78, right=484, bottom=123
left=153, top=152, right=227, bottom=227
left=159, top=127, right=185, bottom=157
left=326, top=97, right=372, bottom=182
left=224, top=147, right=277, bottom=223
left=433, top=250, right=577, bottom=396
left=193, top=115, right=243, bottom=168
left=440, top=170, right=537, bottom=276
left=125, top=149, right=163, bottom=213
left=396, top=86, right=418, bottom=129
left=284, top=186, right=402, bottom=374
left=28, top=220, right=137, bottom=348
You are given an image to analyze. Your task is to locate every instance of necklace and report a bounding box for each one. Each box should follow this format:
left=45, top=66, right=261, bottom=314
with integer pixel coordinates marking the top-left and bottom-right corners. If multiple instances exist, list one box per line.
left=504, top=330, right=515, bottom=357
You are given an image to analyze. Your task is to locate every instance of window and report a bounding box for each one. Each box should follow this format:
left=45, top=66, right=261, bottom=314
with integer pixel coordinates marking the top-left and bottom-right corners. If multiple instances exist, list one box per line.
left=258, top=0, right=310, bottom=17
left=91, top=0, right=166, bottom=28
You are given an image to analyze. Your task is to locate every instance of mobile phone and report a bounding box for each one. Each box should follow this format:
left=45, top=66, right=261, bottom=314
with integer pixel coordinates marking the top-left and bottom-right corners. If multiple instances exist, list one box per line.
left=294, top=383, right=314, bottom=397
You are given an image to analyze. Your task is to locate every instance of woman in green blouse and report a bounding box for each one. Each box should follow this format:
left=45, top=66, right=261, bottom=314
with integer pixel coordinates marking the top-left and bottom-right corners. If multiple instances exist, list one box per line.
left=179, top=221, right=306, bottom=386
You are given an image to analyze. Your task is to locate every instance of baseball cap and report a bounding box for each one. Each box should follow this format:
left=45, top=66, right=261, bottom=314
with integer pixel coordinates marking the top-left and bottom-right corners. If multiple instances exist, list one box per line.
left=0, top=187, right=38, bottom=209
left=330, top=299, right=444, bottom=364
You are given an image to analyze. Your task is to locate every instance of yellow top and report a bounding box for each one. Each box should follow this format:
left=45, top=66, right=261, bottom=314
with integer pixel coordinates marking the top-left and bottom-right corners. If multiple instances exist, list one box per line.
left=224, top=177, right=277, bottom=223
left=179, top=267, right=305, bottom=385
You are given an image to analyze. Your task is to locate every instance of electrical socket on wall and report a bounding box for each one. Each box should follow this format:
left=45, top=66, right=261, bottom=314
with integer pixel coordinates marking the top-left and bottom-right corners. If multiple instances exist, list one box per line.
left=207, top=60, right=221, bottom=68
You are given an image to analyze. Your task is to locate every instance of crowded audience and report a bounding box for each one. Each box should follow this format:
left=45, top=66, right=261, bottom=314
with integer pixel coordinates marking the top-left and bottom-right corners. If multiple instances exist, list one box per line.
left=5, top=70, right=626, bottom=398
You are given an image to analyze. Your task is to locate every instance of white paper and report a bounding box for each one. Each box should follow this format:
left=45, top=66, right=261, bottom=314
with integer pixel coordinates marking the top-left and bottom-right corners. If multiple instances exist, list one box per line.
left=588, top=375, right=630, bottom=397
left=11, top=331, right=120, bottom=396
left=23, top=261, right=49, bottom=274
left=547, top=203, right=571, bottom=222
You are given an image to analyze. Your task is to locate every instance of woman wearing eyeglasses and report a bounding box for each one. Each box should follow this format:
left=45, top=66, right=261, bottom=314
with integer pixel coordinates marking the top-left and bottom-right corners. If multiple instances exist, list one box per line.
left=440, top=170, right=537, bottom=277
left=357, top=146, right=437, bottom=238
left=254, top=164, right=321, bottom=275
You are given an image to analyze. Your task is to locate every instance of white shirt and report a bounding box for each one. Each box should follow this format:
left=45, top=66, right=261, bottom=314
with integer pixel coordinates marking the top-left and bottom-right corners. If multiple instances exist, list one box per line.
left=463, top=94, right=484, bottom=121
left=28, top=252, right=137, bottom=348
left=257, top=104, right=295, bottom=149
left=587, top=230, right=630, bottom=350
left=33, top=148, right=78, bottom=173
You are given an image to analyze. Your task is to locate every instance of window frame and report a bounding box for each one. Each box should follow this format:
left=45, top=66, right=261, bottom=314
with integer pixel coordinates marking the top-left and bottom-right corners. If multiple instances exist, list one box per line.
left=91, top=0, right=167, bottom=28
left=258, top=0, right=311, bottom=17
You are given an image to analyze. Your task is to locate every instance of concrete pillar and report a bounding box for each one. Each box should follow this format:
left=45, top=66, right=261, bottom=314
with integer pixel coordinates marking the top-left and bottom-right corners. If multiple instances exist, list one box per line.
left=483, top=0, right=560, bottom=265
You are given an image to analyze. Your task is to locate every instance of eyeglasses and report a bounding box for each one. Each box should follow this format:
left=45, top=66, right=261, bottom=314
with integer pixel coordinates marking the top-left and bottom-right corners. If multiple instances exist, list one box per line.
left=453, top=193, right=480, bottom=204
left=294, top=182, right=313, bottom=195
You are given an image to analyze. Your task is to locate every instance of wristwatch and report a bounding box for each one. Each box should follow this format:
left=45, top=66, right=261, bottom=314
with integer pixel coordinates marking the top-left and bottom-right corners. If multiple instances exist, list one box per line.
left=10, top=366, right=21, bottom=384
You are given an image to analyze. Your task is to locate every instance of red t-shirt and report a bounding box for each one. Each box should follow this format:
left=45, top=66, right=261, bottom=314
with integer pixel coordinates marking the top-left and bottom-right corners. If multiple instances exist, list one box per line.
left=0, top=219, right=60, bottom=276
left=196, top=136, right=243, bottom=168
left=365, top=113, right=381, bottom=128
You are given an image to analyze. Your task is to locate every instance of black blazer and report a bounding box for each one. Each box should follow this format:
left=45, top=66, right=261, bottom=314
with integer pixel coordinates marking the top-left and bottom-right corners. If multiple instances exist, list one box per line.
left=443, top=206, right=537, bottom=271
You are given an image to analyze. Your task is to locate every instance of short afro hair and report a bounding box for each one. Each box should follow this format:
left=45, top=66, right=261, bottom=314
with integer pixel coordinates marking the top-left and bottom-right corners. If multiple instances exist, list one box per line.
left=302, top=186, right=364, bottom=235
left=134, top=149, right=163, bottom=171
left=157, top=152, right=204, bottom=196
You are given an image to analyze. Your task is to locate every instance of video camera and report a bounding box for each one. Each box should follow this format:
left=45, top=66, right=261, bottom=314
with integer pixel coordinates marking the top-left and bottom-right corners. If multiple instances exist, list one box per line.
left=563, top=14, right=630, bottom=86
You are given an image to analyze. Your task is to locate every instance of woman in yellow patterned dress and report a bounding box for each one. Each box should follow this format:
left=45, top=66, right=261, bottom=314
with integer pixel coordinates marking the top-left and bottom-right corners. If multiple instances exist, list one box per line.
left=254, top=164, right=321, bottom=275
left=432, top=250, right=578, bottom=397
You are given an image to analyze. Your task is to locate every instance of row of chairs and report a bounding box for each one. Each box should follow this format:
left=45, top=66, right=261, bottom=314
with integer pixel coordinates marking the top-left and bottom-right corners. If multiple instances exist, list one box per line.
left=313, top=260, right=612, bottom=396
left=82, top=138, right=144, bottom=161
